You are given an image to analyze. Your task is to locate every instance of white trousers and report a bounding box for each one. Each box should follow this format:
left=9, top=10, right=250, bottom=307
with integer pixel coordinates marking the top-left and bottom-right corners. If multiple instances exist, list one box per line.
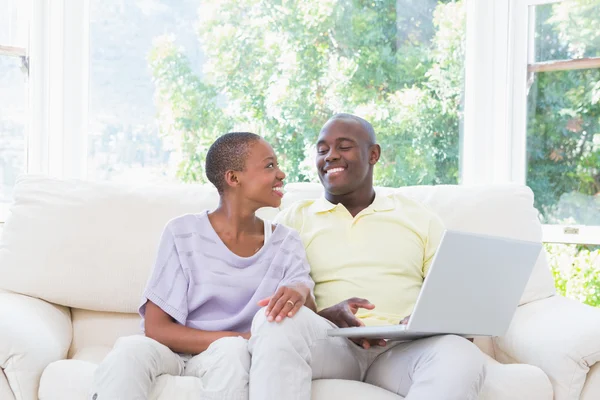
left=90, top=335, right=250, bottom=400
left=92, top=307, right=486, bottom=400
left=249, top=307, right=487, bottom=400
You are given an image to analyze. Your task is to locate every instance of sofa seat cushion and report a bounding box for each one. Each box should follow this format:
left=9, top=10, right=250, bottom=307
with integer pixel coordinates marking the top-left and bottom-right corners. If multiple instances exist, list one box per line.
left=38, top=351, right=551, bottom=400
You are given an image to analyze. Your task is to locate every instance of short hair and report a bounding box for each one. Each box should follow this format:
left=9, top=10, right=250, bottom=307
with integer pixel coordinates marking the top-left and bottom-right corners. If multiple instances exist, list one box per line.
left=205, top=132, right=262, bottom=193
left=324, top=113, right=377, bottom=144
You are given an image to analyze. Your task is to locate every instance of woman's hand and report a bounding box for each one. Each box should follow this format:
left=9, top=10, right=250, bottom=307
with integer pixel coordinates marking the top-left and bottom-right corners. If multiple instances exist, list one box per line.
left=257, top=285, right=309, bottom=322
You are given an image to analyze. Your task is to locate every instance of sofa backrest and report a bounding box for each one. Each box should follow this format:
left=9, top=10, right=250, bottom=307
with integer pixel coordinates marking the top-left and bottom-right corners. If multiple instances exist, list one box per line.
left=0, top=176, right=555, bottom=315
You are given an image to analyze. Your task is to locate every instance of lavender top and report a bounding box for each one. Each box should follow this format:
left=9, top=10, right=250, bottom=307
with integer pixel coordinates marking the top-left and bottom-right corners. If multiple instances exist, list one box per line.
left=139, top=210, right=314, bottom=333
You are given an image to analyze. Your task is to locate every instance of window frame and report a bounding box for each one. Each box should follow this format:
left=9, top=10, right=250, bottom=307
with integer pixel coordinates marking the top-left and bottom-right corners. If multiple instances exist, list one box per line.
left=507, top=0, right=600, bottom=245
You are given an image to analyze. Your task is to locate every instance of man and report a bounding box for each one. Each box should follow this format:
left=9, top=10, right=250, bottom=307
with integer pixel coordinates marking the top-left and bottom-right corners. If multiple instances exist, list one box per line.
left=248, top=113, right=486, bottom=400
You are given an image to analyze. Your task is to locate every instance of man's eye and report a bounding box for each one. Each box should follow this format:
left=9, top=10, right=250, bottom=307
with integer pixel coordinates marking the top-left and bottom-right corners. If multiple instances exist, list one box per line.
left=317, top=148, right=328, bottom=155
left=339, top=146, right=352, bottom=150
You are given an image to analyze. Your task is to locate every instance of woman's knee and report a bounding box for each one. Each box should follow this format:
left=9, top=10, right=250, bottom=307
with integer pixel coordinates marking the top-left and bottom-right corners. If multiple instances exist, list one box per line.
left=251, top=306, right=319, bottom=336
left=185, top=336, right=250, bottom=379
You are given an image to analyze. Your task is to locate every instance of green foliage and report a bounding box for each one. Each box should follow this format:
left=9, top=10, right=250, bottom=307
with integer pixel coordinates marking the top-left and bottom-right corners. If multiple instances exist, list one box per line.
left=547, top=243, right=600, bottom=307
left=527, top=2, right=600, bottom=224
left=149, top=0, right=465, bottom=186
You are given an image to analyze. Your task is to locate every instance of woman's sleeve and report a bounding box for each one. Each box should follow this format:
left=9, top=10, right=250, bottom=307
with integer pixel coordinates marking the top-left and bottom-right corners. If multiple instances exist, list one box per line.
left=278, top=230, right=315, bottom=292
left=139, top=224, right=189, bottom=325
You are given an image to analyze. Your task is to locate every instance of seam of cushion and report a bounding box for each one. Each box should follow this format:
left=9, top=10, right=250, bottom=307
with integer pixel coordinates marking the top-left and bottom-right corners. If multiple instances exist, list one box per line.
left=0, top=367, right=16, bottom=400
left=567, top=349, right=600, bottom=399
left=4, top=356, right=23, bottom=400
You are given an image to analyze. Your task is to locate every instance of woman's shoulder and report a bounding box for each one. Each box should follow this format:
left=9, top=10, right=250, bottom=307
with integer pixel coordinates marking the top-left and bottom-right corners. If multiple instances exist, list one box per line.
left=164, top=211, right=210, bottom=236
left=270, top=222, right=304, bottom=249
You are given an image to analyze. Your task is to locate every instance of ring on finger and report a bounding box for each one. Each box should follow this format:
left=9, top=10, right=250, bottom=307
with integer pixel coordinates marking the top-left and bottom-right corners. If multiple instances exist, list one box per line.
left=286, top=300, right=295, bottom=307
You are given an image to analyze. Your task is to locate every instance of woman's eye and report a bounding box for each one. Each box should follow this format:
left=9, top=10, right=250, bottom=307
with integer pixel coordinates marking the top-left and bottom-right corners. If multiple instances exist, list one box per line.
left=266, top=163, right=274, bottom=168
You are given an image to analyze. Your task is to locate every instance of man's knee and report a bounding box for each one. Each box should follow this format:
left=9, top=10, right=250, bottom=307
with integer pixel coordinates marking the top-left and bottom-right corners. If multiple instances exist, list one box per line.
left=431, top=335, right=486, bottom=382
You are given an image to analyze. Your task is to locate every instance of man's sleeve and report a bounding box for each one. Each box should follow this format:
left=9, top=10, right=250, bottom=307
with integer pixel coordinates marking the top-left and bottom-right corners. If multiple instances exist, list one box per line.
left=139, top=224, right=189, bottom=325
left=423, top=213, right=446, bottom=277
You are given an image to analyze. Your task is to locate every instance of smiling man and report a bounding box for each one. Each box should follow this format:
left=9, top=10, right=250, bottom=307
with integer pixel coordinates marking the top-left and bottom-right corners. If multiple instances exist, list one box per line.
left=248, top=114, right=486, bottom=400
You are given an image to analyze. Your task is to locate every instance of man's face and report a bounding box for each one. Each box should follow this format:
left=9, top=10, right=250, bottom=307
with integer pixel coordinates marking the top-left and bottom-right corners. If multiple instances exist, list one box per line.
left=315, top=119, right=379, bottom=196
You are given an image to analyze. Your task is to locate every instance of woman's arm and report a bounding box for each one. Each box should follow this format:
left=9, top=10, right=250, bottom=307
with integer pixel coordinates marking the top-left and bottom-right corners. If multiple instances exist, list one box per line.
left=144, top=301, right=248, bottom=354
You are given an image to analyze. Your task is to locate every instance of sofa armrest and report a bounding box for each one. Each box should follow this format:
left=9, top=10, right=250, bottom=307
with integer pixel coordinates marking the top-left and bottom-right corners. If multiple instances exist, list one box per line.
left=494, top=295, right=600, bottom=400
left=0, top=291, right=72, bottom=400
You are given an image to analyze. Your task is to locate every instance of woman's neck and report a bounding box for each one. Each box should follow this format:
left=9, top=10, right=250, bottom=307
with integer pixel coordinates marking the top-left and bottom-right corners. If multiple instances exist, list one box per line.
left=209, top=198, right=262, bottom=238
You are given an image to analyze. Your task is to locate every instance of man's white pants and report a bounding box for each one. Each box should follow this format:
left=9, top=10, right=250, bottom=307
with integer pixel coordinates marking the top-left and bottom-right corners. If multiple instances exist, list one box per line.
left=90, top=335, right=250, bottom=400
left=249, top=307, right=487, bottom=400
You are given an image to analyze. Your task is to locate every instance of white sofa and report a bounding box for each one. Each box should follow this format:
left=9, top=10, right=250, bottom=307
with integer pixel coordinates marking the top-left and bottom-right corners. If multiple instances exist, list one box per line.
left=1, top=176, right=599, bottom=400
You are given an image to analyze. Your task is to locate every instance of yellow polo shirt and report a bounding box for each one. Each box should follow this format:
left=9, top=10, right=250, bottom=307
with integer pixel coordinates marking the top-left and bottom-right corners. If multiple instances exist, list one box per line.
left=275, top=192, right=445, bottom=326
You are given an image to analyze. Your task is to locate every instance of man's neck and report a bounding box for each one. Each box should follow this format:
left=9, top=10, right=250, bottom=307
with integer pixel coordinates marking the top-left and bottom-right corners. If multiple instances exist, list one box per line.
left=325, top=186, right=376, bottom=218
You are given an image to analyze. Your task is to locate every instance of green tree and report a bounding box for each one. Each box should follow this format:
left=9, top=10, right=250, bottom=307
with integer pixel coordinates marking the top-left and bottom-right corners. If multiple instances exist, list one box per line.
left=149, top=0, right=465, bottom=185
left=527, top=1, right=600, bottom=224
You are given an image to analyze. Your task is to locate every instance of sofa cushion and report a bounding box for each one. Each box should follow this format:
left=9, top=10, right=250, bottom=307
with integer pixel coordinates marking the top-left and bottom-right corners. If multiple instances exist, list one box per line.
left=37, top=353, right=551, bottom=400
left=69, top=309, right=141, bottom=359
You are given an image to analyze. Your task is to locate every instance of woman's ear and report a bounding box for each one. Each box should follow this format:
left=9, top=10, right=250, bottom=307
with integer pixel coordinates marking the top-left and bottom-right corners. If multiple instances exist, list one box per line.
left=224, top=170, right=240, bottom=190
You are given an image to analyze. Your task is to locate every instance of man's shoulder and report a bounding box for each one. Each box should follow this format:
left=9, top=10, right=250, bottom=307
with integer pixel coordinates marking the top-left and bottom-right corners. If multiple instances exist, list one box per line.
left=275, top=199, right=318, bottom=229
left=385, top=191, right=441, bottom=219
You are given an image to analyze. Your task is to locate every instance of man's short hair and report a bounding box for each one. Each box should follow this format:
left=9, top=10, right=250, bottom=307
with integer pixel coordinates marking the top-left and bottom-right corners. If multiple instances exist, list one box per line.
left=205, top=132, right=262, bottom=193
left=325, top=113, right=377, bottom=144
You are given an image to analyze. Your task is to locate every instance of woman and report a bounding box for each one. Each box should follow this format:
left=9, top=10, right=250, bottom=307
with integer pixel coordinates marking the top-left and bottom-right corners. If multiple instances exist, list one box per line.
left=91, top=132, right=315, bottom=400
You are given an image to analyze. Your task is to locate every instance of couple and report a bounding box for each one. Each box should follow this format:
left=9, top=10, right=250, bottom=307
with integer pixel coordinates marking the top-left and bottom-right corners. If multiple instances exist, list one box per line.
left=91, top=113, right=486, bottom=400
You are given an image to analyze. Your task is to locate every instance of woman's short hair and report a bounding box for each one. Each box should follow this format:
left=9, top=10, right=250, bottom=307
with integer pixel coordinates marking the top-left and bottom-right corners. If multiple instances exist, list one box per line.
left=205, top=132, right=262, bottom=193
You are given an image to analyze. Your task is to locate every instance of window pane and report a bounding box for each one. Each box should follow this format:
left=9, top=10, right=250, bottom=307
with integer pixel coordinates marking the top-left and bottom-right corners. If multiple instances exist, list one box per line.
left=89, top=0, right=465, bottom=186
left=532, top=1, right=600, bottom=62
left=87, top=1, right=203, bottom=183
left=0, top=56, right=27, bottom=217
left=527, top=5, right=600, bottom=226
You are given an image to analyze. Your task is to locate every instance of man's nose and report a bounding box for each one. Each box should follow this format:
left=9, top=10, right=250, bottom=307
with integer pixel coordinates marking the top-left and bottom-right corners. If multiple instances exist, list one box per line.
left=325, top=148, right=340, bottom=162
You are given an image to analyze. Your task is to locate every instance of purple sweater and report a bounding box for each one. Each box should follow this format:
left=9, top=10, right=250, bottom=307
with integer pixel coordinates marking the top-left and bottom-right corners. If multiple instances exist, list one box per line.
left=139, top=211, right=314, bottom=333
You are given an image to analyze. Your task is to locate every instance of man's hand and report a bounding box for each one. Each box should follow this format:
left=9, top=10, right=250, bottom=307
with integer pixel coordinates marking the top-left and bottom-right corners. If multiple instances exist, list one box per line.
left=399, top=315, right=411, bottom=325
left=257, top=285, right=308, bottom=322
left=318, top=297, right=386, bottom=349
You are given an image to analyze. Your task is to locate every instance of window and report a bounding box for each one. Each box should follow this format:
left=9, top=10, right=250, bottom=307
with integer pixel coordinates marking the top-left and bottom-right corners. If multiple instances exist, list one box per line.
left=0, top=0, right=30, bottom=220
left=526, top=0, right=600, bottom=245
left=85, top=0, right=466, bottom=187
left=86, top=0, right=201, bottom=184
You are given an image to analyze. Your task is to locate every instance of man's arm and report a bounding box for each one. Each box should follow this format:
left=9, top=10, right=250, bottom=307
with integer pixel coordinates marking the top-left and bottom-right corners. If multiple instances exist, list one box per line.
left=318, top=298, right=387, bottom=349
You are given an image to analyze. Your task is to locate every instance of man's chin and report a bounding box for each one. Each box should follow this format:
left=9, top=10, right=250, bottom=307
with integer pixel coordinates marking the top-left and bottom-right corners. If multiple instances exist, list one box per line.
left=323, top=183, right=352, bottom=197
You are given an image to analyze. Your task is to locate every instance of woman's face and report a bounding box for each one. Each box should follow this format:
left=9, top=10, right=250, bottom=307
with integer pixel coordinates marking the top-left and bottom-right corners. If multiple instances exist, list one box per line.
left=236, top=139, right=286, bottom=208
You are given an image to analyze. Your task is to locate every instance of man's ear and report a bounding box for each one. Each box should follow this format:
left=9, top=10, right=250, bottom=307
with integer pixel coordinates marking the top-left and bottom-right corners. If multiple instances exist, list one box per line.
left=369, top=144, right=381, bottom=165
left=224, top=170, right=240, bottom=190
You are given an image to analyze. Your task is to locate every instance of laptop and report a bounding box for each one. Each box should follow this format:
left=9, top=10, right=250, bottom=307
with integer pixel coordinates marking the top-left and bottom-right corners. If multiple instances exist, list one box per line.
left=328, top=230, right=542, bottom=340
